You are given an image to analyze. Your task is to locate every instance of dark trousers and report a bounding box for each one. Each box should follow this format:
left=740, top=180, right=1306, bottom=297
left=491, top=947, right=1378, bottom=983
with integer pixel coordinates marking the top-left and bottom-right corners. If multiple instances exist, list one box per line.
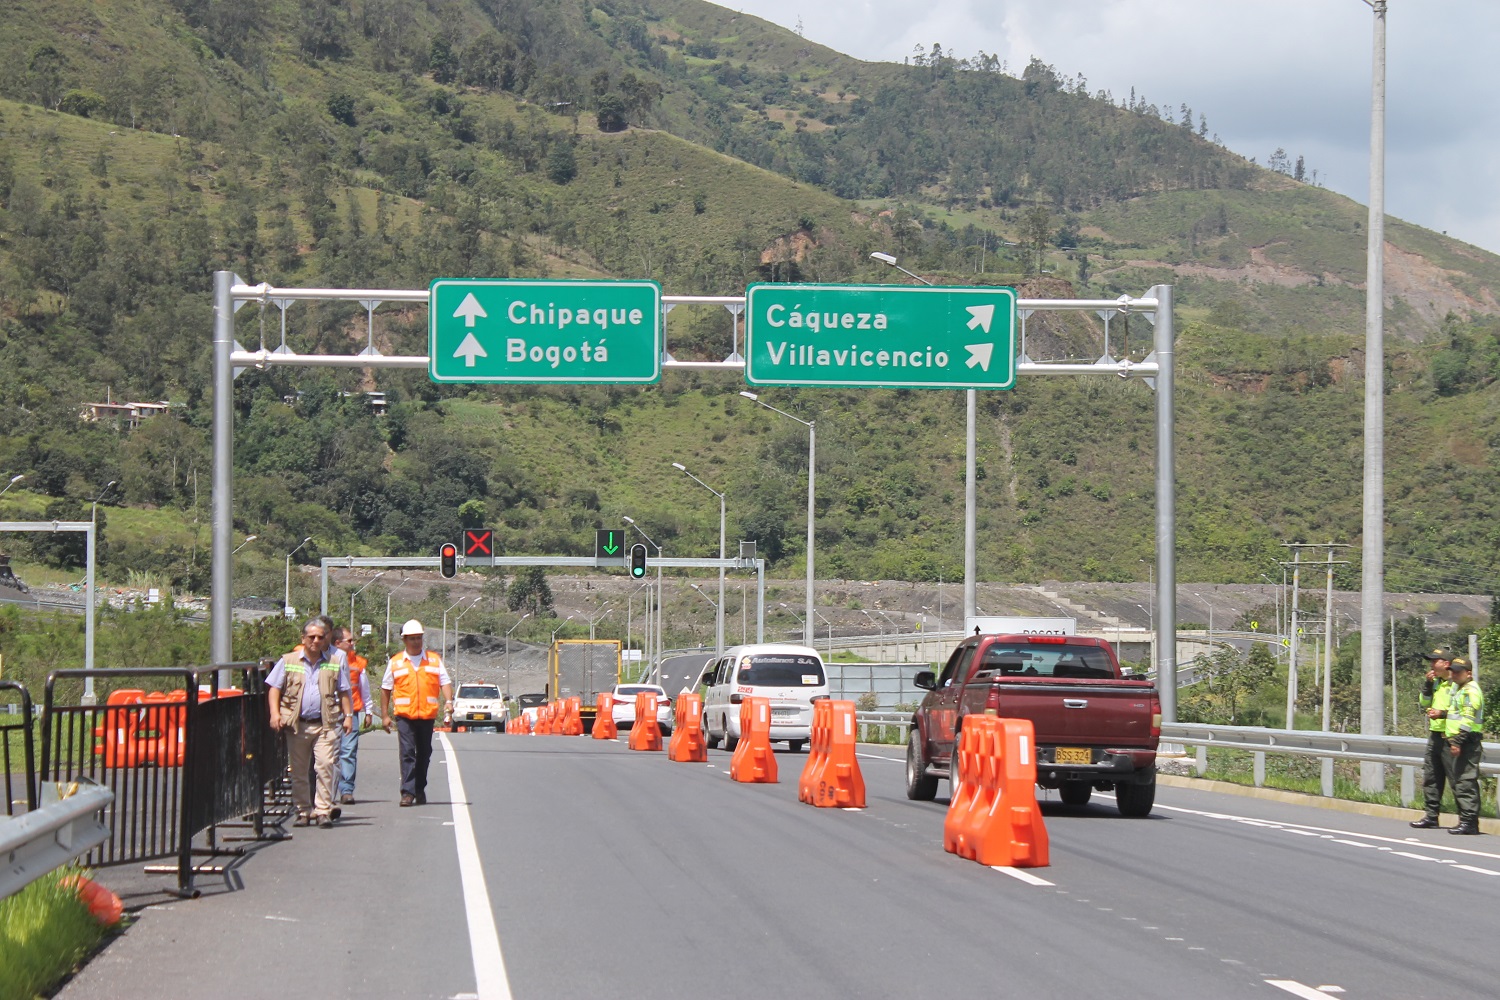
left=1421, top=729, right=1450, bottom=820
left=1449, top=734, right=1483, bottom=826
left=396, top=716, right=435, bottom=798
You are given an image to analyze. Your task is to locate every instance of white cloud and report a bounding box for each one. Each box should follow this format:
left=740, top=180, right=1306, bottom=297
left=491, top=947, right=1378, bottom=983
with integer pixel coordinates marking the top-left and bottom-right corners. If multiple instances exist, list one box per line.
left=720, top=0, right=1500, bottom=253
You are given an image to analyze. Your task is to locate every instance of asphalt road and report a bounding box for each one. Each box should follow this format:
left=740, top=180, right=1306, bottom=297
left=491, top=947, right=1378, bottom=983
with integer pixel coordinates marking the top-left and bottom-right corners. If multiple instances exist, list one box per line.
left=61, top=734, right=1500, bottom=999
left=656, top=652, right=713, bottom=696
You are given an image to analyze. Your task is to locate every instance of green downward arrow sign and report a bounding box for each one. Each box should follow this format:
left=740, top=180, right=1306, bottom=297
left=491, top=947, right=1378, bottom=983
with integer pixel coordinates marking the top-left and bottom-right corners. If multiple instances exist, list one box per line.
left=603, top=531, right=619, bottom=554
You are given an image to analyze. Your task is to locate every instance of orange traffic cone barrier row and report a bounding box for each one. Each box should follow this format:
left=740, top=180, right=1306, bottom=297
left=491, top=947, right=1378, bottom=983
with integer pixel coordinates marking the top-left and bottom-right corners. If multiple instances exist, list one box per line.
left=512, top=710, right=531, bottom=734
left=799, top=699, right=864, bottom=808
left=592, top=693, right=618, bottom=739
left=729, top=696, right=777, bottom=783
left=668, top=693, right=707, bottom=762
left=628, top=692, right=663, bottom=750
left=943, top=715, right=1049, bottom=868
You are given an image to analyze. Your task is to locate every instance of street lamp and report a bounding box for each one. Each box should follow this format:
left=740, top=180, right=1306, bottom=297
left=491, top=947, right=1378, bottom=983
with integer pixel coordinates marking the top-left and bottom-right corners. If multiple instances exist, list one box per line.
left=348, top=571, right=386, bottom=636
left=1193, top=592, right=1217, bottom=649
left=740, top=391, right=815, bottom=638
left=587, top=605, right=612, bottom=640
left=778, top=602, right=806, bottom=643
left=814, top=610, right=835, bottom=657
left=0, top=474, right=24, bottom=498
left=284, top=536, right=313, bottom=618
left=624, top=515, right=663, bottom=675
left=550, top=614, right=576, bottom=645
left=231, top=533, right=258, bottom=555
left=452, top=596, right=482, bottom=679
left=873, top=250, right=976, bottom=632
left=503, top=612, right=530, bottom=698
left=672, top=462, right=726, bottom=654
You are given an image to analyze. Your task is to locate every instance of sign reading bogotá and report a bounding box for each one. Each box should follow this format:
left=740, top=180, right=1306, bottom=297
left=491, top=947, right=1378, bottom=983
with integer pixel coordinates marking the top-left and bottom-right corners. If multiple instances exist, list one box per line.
left=743, top=283, right=1017, bottom=389
left=429, top=279, right=662, bottom=384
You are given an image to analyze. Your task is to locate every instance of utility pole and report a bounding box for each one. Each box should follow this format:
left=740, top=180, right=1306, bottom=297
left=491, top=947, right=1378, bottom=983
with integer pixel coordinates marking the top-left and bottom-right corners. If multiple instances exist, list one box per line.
left=1321, top=544, right=1351, bottom=732
left=1282, top=542, right=1348, bottom=732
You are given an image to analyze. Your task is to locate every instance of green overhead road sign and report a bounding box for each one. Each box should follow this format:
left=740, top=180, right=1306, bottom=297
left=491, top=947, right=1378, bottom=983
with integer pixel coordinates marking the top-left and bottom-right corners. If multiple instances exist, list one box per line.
left=429, top=279, right=662, bottom=384
left=744, top=283, right=1017, bottom=390
left=595, top=529, right=625, bottom=563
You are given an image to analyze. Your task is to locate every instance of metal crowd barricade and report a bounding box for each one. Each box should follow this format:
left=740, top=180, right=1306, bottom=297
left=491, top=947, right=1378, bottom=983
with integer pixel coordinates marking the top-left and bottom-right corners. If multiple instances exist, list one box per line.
left=39, top=663, right=289, bottom=897
left=1, top=679, right=38, bottom=815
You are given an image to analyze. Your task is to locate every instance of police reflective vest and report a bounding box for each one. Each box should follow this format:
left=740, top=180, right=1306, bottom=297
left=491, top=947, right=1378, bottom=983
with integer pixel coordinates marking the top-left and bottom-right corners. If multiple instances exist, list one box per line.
left=1420, top=677, right=1455, bottom=733
left=277, top=651, right=343, bottom=728
left=348, top=653, right=368, bottom=713
left=389, top=650, right=444, bottom=720
left=1444, top=680, right=1484, bottom=741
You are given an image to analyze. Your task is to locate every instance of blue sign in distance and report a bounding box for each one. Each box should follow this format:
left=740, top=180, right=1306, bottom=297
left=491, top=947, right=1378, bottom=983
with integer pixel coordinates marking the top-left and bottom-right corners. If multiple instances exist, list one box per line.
left=430, top=278, right=662, bottom=384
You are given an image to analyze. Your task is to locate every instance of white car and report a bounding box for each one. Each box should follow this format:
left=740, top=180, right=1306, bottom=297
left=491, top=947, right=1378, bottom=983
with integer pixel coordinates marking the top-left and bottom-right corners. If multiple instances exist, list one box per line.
left=453, top=683, right=507, bottom=732
left=700, top=644, right=828, bottom=753
left=610, top=683, right=674, bottom=735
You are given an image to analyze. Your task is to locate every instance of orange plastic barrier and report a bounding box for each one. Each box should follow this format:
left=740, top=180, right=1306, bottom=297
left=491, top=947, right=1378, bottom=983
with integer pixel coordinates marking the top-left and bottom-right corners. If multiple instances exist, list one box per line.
left=96, top=689, right=145, bottom=767
left=668, top=693, right=707, bottom=762
left=560, top=696, right=584, bottom=736
left=61, top=874, right=123, bottom=927
left=627, top=692, right=663, bottom=751
left=942, top=716, right=1049, bottom=868
left=798, top=699, right=865, bottom=808
left=512, top=710, right=532, bottom=734
left=536, top=702, right=554, bottom=735
left=592, top=693, right=618, bottom=739
left=729, top=696, right=777, bottom=783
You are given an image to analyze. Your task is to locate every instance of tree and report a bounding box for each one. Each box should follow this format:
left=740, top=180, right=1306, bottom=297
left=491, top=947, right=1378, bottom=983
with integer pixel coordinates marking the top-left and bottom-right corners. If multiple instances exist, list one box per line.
left=1021, top=200, right=1051, bottom=277
left=596, top=95, right=628, bottom=133
left=546, top=139, right=577, bottom=185
left=507, top=567, right=554, bottom=619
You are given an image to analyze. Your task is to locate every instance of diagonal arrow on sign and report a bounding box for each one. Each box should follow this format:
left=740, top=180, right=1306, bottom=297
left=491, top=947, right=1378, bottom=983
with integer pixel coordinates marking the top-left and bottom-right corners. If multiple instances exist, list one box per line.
left=454, top=333, right=488, bottom=367
left=453, top=292, right=488, bottom=327
left=964, top=343, right=994, bottom=372
left=965, top=304, right=995, bottom=334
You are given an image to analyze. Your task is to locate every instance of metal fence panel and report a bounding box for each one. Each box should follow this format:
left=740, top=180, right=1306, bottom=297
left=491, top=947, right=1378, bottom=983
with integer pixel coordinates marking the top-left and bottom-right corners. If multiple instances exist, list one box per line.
left=1, top=679, right=36, bottom=815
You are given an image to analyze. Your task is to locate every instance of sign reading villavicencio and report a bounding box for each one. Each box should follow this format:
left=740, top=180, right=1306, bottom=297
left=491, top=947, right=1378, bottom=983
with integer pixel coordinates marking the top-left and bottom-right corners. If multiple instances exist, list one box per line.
left=429, top=278, right=662, bottom=383
left=744, top=283, right=1017, bottom=390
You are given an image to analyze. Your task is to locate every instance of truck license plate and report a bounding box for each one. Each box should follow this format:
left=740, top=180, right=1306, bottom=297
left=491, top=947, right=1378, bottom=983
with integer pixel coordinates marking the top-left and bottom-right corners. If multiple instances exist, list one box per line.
left=1054, top=747, right=1091, bottom=765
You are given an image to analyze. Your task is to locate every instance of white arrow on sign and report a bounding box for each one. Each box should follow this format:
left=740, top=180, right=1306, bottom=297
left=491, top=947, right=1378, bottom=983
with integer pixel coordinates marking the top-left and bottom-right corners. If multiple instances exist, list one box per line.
left=453, top=293, right=488, bottom=328
left=454, top=333, right=488, bottom=367
left=964, top=343, right=994, bottom=372
left=965, top=304, right=995, bottom=334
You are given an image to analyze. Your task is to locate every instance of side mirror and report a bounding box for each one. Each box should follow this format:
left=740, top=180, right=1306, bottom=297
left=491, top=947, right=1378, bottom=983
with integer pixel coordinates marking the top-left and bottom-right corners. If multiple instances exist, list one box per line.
left=913, top=670, right=937, bottom=691
left=698, top=670, right=715, bottom=687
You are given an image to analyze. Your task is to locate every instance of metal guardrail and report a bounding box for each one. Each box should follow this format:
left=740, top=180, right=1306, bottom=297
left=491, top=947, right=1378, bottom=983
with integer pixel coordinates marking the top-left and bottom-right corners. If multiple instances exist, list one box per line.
left=1162, top=722, right=1500, bottom=774
left=0, top=780, right=113, bottom=900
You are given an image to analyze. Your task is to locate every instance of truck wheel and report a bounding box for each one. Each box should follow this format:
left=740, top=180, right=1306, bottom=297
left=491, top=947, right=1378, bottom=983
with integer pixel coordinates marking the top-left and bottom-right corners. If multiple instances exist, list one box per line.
left=705, top=715, right=720, bottom=749
left=787, top=740, right=805, bottom=754
left=722, top=717, right=739, bottom=752
left=1115, top=772, right=1156, bottom=818
left=905, top=731, right=939, bottom=801
left=1059, top=781, right=1092, bottom=807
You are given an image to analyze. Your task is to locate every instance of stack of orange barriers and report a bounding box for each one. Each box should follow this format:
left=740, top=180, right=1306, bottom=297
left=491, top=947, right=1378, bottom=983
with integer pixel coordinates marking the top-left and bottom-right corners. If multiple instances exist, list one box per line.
left=943, top=715, right=1049, bottom=868
left=95, top=686, right=243, bottom=767
left=667, top=693, right=707, bottom=762
left=798, top=699, right=864, bottom=808
left=627, top=692, right=662, bottom=751
left=592, top=693, right=618, bottom=739
left=728, top=696, right=777, bottom=783
left=559, top=696, right=584, bottom=736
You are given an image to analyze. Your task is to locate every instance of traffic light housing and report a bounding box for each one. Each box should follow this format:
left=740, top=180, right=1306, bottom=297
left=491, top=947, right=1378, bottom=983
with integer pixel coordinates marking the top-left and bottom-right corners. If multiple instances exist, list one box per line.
left=630, top=543, right=648, bottom=579
left=440, top=542, right=458, bottom=578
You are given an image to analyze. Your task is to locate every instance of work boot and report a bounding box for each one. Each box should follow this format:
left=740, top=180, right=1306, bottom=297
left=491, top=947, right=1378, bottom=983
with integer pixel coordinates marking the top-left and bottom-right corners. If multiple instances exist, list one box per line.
left=340, top=793, right=355, bottom=805
left=1409, top=817, right=1440, bottom=829
left=330, top=807, right=342, bottom=821
left=415, top=792, right=426, bottom=805
left=318, top=815, right=334, bottom=829
left=1449, top=822, right=1480, bottom=835
left=400, top=794, right=415, bottom=807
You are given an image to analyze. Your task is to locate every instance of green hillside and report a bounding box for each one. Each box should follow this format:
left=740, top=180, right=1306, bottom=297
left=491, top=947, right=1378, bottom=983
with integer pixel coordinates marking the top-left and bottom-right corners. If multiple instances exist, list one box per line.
left=1, top=0, right=1499, bottom=606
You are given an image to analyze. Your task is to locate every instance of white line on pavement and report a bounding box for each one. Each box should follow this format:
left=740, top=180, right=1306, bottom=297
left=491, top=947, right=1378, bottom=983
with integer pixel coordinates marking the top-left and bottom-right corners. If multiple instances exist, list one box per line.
left=1266, top=980, right=1339, bottom=999
left=439, top=732, right=513, bottom=1000
left=991, top=866, right=1054, bottom=886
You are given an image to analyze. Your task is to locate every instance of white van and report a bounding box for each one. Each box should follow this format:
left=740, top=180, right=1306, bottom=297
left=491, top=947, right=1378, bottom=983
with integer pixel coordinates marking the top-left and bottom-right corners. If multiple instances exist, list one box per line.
left=699, top=643, right=828, bottom=753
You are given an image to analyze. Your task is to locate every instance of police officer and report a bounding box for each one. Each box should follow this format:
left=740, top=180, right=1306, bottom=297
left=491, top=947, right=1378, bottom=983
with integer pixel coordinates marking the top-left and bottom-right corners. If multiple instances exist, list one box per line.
left=1444, top=656, right=1485, bottom=836
left=380, top=619, right=453, bottom=807
left=1410, top=646, right=1456, bottom=828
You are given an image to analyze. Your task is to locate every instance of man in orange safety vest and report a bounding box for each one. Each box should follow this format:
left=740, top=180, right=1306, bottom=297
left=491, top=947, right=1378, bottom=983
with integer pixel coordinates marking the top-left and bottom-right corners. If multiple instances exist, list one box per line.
left=380, top=619, right=453, bottom=807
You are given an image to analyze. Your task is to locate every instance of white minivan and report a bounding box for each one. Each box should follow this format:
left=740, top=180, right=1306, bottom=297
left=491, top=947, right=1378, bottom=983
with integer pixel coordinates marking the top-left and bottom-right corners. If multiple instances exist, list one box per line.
left=699, top=643, right=828, bottom=753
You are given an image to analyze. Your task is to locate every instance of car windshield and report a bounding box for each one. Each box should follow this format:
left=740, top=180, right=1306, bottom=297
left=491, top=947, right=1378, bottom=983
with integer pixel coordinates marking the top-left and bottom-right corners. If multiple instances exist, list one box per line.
left=973, top=644, right=1115, bottom=680
left=616, top=685, right=664, bottom=697
left=458, top=685, right=499, bottom=699
left=737, top=654, right=825, bottom=687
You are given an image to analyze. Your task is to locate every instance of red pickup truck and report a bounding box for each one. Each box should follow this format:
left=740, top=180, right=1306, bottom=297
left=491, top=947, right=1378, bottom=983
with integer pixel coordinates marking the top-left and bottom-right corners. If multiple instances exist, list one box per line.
left=907, top=633, right=1162, bottom=817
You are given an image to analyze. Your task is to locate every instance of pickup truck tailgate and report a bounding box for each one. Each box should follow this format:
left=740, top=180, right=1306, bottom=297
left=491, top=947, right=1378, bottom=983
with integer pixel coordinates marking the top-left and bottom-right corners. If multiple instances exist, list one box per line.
left=960, top=680, right=1156, bottom=745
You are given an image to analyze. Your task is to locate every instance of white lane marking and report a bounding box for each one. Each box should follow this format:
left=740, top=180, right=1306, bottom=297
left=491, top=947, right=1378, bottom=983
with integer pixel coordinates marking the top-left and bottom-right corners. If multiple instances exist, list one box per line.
left=1318, top=988, right=1345, bottom=994
left=438, top=732, right=513, bottom=1000
left=991, top=866, right=1054, bottom=886
left=264, top=915, right=298, bottom=922
left=1393, top=851, right=1439, bottom=861
left=856, top=752, right=904, bottom=762
left=1152, top=801, right=1500, bottom=861
left=1454, top=864, right=1500, bottom=876
left=1267, top=981, right=1337, bottom=999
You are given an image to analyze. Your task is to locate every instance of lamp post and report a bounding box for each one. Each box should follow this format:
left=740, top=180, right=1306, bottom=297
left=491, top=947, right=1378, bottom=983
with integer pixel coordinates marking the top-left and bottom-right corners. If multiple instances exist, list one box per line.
left=814, top=610, right=835, bottom=658
left=587, top=605, right=612, bottom=640
left=872, top=250, right=976, bottom=632
left=1193, top=592, right=1216, bottom=650
left=284, top=536, right=312, bottom=619
left=550, top=614, right=575, bottom=645
left=624, top=516, right=663, bottom=676
left=778, top=602, right=806, bottom=643
left=440, top=596, right=466, bottom=666
left=452, top=596, right=481, bottom=680
left=503, top=613, right=530, bottom=698
left=859, top=609, right=886, bottom=660
left=232, top=533, right=258, bottom=555
left=672, top=462, right=725, bottom=654
left=0, top=474, right=24, bottom=498
left=80, top=480, right=116, bottom=705
left=347, top=571, right=386, bottom=635
left=739, top=391, right=815, bottom=635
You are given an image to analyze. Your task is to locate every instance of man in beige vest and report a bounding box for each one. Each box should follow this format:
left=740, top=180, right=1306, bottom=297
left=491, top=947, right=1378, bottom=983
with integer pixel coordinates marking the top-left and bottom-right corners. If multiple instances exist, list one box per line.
left=268, top=618, right=353, bottom=828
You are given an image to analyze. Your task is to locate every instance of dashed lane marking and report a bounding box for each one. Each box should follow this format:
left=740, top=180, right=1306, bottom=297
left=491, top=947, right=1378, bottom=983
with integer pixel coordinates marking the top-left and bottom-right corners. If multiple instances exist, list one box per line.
left=991, top=866, right=1054, bottom=886
left=1267, top=981, right=1342, bottom=999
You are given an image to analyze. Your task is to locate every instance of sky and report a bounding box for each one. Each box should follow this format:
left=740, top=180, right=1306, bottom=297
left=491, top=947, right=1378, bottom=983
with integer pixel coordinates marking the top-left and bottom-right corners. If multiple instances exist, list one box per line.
left=719, top=0, right=1500, bottom=257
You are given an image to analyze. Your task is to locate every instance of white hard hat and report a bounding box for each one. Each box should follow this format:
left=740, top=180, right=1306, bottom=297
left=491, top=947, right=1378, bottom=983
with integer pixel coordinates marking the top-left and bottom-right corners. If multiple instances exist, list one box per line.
left=401, top=619, right=425, bottom=636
